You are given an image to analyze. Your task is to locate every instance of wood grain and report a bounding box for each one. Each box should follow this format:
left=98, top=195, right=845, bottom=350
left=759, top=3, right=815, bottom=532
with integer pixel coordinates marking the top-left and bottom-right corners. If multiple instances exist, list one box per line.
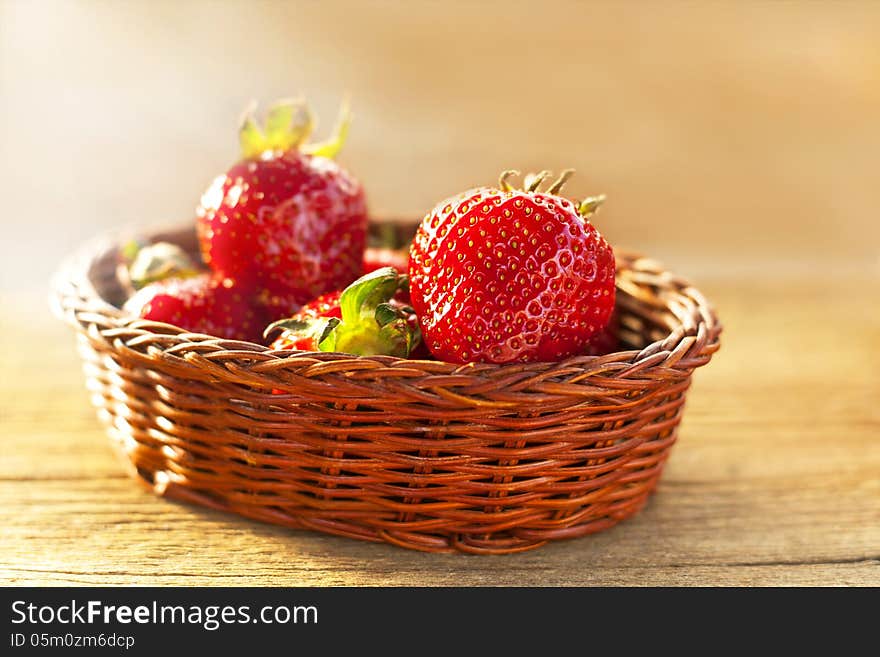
left=2, top=275, right=878, bottom=586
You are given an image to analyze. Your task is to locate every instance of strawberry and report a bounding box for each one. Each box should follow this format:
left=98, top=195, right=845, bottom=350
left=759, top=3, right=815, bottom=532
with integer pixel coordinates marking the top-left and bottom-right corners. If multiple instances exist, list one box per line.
left=123, top=273, right=268, bottom=343
left=196, top=98, right=367, bottom=322
left=584, top=311, right=620, bottom=356
left=265, top=267, right=420, bottom=357
left=363, top=246, right=409, bottom=275
left=409, top=169, right=615, bottom=364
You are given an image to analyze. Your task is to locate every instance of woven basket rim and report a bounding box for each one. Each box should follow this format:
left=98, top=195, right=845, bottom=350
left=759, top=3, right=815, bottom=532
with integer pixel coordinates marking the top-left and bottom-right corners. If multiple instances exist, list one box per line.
left=50, top=221, right=722, bottom=378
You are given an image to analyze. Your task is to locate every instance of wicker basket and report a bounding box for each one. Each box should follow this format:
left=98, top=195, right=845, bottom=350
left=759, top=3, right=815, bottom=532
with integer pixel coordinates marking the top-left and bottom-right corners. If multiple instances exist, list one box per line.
left=51, top=222, right=721, bottom=554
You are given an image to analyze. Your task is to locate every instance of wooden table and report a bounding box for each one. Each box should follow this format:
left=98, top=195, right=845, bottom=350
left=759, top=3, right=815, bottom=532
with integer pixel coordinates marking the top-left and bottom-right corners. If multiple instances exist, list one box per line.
left=2, top=274, right=878, bottom=587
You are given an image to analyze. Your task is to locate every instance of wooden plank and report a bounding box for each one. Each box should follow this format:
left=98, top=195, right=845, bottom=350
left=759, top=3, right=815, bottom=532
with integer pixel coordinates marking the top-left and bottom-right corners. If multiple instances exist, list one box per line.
left=5, top=564, right=879, bottom=587
left=1, top=474, right=878, bottom=586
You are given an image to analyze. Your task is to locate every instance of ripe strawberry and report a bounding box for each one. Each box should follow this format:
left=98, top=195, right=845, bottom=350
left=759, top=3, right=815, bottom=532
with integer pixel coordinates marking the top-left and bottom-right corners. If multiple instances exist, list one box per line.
left=584, top=311, right=620, bottom=356
left=363, top=246, right=409, bottom=275
left=265, top=267, right=420, bottom=357
left=196, top=98, right=367, bottom=322
left=409, top=169, right=615, bottom=364
left=123, top=273, right=268, bottom=343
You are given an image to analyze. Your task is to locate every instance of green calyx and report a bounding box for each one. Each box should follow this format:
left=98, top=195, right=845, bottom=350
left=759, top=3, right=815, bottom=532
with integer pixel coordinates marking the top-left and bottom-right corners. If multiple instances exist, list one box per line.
left=239, top=97, right=352, bottom=160
left=266, top=267, right=420, bottom=357
left=265, top=316, right=342, bottom=348
left=124, top=241, right=201, bottom=289
left=498, top=169, right=606, bottom=219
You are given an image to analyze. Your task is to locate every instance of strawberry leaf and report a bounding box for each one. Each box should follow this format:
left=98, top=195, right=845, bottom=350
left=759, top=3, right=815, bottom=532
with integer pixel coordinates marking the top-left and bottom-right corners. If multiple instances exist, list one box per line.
left=127, top=242, right=201, bottom=289
left=339, top=266, right=402, bottom=323
left=264, top=98, right=314, bottom=152
left=239, top=101, right=267, bottom=159
left=302, top=98, right=351, bottom=159
left=265, top=317, right=341, bottom=348
left=267, top=267, right=419, bottom=357
left=327, top=267, right=417, bottom=357
left=374, top=303, right=400, bottom=327
left=578, top=195, right=606, bottom=219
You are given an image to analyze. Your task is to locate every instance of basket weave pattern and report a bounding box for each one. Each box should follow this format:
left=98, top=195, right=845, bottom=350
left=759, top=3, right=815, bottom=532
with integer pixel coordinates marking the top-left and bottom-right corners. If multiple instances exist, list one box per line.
left=52, top=225, right=721, bottom=554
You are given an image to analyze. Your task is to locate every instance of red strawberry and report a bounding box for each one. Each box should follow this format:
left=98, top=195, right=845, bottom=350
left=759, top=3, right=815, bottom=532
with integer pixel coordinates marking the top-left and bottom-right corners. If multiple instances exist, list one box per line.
left=584, top=311, right=620, bottom=356
left=409, top=169, right=615, bottom=364
left=265, top=267, right=420, bottom=357
left=196, top=98, right=367, bottom=322
left=363, top=246, right=409, bottom=275
left=123, top=273, right=268, bottom=343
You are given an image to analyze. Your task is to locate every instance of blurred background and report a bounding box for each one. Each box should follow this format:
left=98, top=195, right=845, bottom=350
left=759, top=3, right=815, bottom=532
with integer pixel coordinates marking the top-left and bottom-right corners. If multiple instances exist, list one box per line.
left=1, top=0, right=878, bottom=290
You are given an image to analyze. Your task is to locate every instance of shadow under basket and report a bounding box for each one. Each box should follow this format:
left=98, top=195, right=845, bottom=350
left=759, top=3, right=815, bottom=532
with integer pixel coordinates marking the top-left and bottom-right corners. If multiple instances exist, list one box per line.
left=51, top=223, right=721, bottom=554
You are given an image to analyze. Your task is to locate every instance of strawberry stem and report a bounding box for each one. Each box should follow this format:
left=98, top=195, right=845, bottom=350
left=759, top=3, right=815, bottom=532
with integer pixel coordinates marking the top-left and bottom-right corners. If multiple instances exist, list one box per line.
left=238, top=97, right=353, bottom=160
left=266, top=268, right=420, bottom=357
left=495, top=169, right=607, bottom=215
left=302, top=97, right=352, bottom=159
left=264, top=316, right=341, bottom=345
left=546, top=168, right=575, bottom=195
left=523, top=170, right=551, bottom=193
left=499, top=169, right=521, bottom=192
left=578, top=194, right=606, bottom=218
left=323, top=267, right=417, bottom=356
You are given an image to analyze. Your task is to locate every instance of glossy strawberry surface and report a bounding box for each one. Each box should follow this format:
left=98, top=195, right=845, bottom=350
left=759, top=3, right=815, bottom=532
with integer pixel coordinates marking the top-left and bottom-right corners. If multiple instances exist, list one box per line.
left=409, top=184, right=615, bottom=364
left=293, top=290, right=344, bottom=321
left=123, top=273, right=268, bottom=343
left=197, top=151, right=367, bottom=317
left=584, top=310, right=620, bottom=356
